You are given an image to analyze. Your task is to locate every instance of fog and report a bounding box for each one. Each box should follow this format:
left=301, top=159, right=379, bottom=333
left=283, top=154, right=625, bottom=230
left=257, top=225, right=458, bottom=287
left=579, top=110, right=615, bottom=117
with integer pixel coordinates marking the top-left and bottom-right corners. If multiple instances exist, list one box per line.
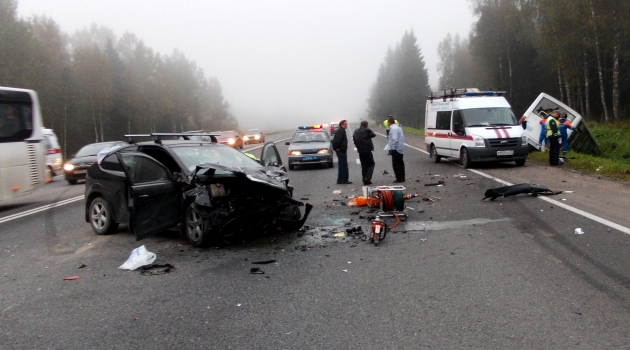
left=17, top=0, right=475, bottom=130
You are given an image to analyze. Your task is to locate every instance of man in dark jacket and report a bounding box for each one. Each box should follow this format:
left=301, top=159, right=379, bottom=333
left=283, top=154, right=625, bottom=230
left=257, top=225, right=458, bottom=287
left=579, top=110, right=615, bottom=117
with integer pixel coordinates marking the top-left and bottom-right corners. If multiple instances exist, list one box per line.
left=331, top=120, right=351, bottom=184
left=353, top=120, right=376, bottom=185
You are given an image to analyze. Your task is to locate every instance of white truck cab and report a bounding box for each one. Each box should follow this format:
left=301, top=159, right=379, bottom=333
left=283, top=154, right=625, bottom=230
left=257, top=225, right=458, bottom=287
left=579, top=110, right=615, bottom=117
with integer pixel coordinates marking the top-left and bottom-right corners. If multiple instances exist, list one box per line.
left=425, top=89, right=528, bottom=168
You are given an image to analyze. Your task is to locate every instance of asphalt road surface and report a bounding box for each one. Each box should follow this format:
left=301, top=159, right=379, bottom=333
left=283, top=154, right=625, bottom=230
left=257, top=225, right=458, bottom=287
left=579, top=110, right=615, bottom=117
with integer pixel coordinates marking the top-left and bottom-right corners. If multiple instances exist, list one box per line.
left=2, top=126, right=630, bottom=349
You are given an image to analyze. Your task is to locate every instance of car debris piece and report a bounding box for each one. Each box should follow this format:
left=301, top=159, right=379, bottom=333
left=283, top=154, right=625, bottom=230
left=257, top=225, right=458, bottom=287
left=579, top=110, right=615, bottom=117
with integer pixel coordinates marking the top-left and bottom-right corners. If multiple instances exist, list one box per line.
left=482, top=183, right=562, bottom=201
left=424, top=180, right=445, bottom=186
left=140, top=263, right=175, bottom=276
left=252, top=260, right=276, bottom=265
left=575, top=228, right=584, bottom=235
left=250, top=267, right=265, bottom=274
left=334, top=232, right=346, bottom=238
left=63, top=276, right=81, bottom=281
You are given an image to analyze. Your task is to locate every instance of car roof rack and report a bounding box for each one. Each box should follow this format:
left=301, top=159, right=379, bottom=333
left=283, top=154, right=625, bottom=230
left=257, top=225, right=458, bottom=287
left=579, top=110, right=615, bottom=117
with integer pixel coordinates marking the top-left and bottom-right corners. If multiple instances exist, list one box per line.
left=124, top=132, right=219, bottom=144
left=428, top=88, right=506, bottom=102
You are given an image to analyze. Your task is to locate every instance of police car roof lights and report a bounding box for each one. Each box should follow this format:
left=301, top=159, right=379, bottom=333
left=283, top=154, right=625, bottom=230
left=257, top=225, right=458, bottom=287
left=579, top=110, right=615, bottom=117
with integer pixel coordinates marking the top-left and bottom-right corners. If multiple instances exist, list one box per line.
left=298, top=124, right=324, bottom=130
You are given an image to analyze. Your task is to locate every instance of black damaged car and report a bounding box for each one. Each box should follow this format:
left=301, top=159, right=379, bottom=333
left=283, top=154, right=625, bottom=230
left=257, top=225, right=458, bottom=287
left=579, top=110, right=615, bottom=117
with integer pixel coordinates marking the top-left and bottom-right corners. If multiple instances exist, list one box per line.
left=84, top=133, right=312, bottom=247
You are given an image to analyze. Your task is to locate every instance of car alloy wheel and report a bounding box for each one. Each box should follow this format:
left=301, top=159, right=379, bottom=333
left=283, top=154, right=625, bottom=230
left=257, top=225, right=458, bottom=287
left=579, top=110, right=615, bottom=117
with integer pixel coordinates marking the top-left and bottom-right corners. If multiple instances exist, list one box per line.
left=184, top=203, right=212, bottom=247
left=89, top=197, right=119, bottom=235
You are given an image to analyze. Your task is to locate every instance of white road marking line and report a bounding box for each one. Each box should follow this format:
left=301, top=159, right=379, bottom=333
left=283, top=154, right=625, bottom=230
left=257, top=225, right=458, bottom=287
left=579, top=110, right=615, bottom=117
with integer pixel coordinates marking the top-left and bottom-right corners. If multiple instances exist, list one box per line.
left=0, top=195, right=85, bottom=224
left=375, top=131, right=630, bottom=235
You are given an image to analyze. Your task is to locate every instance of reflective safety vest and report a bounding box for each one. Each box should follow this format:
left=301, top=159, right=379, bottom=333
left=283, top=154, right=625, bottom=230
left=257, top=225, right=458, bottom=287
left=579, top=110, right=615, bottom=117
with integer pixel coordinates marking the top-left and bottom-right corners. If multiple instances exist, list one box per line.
left=244, top=152, right=260, bottom=162
left=545, top=116, right=560, bottom=138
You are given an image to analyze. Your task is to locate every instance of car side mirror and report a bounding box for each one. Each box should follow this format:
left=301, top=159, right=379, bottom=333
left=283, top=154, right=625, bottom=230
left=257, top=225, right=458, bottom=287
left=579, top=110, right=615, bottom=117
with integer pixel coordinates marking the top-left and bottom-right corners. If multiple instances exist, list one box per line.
left=453, top=123, right=465, bottom=136
left=285, top=142, right=290, bottom=145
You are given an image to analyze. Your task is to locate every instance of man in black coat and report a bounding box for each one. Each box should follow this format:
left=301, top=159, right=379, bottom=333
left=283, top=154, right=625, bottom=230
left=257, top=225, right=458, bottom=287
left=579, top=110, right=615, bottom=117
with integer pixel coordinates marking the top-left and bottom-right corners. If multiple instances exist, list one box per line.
left=353, top=120, right=376, bottom=185
left=331, top=120, right=351, bottom=184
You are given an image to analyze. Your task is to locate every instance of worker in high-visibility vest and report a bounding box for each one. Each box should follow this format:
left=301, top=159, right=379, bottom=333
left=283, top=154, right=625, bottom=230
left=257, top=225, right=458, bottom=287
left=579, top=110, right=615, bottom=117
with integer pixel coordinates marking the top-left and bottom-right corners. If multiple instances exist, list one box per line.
left=545, top=111, right=561, bottom=166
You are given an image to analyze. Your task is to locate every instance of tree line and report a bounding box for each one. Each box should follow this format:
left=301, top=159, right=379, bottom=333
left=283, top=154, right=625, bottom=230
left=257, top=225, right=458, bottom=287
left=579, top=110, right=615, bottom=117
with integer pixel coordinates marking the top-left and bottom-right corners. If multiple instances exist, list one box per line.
left=367, top=31, right=431, bottom=129
left=437, top=0, right=630, bottom=122
left=0, top=0, right=236, bottom=156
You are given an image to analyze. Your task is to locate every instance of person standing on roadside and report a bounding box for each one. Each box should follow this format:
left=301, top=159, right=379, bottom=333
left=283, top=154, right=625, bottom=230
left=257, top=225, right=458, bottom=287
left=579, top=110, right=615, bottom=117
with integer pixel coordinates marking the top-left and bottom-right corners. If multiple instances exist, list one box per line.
left=353, top=120, right=376, bottom=185
left=384, top=116, right=405, bottom=183
left=559, top=113, right=575, bottom=154
left=546, top=111, right=561, bottom=166
left=332, top=120, right=351, bottom=184
left=383, top=114, right=399, bottom=137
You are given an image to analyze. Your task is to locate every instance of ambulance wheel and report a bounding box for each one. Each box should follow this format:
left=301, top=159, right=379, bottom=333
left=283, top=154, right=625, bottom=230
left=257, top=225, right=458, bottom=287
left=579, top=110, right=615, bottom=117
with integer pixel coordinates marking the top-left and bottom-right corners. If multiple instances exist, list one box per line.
left=460, top=148, right=472, bottom=169
left=430, top=145, right=441, bottom=163
left=515, top=159, right=526, bottom=166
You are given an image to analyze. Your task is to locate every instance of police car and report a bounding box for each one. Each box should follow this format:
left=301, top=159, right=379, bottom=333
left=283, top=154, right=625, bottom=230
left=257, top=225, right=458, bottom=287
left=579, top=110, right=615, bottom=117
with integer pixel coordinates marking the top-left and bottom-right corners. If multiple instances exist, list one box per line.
left=285, top=125, right=333, bottom=170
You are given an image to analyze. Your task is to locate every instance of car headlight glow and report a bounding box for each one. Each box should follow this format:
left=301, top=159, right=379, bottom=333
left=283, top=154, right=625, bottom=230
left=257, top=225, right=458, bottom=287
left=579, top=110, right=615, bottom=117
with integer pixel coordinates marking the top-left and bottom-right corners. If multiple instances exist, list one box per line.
left=64, top=163, right=74, bottom=171
left=244, top=136, right=249, bottom=141
left=254, top=135, right=260, bottom=140
left=228, top=138, right=235, bottom=145
left=290, top=150, right=302, bottom=155
left=317, top=149, right=330, bottom=154
left=472, top=135, right=485, bottom=147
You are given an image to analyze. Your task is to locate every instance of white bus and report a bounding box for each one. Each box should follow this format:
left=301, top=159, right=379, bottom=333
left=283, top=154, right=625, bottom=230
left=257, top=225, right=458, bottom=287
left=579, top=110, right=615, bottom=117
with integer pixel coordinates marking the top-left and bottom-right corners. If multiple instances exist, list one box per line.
left=0, top=86, right=46, bottom=203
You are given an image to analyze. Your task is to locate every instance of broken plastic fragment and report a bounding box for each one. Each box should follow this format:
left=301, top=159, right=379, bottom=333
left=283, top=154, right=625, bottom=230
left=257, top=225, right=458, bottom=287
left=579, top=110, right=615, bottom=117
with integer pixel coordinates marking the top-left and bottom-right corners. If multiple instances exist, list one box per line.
left=63, top=276, right=81, bottom=281
left=252, top=260, right=276, bottom=265
left=333, top=190, right=342, bottom=194
left=334, top=232, right=345, bottom=238
left=575, top=228, right=584, bottom=235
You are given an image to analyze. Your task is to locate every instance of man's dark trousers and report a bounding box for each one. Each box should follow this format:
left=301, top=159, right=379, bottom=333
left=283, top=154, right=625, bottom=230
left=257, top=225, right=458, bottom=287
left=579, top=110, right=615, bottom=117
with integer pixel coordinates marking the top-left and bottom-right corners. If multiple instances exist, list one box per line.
left=391, top=150, right=405, bottom=181
left=336, top=150, right=349, bottom=183
left=548, top=135, right=560, bottom=165
left=358, top=152, right=375, bottom=184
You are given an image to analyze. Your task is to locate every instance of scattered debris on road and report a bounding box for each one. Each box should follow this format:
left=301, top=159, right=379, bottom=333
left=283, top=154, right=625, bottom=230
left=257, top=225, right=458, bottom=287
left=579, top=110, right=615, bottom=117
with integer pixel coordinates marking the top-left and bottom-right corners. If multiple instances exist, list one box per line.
left=140, top=263, right=175, bottom=276
left=63, top=276, right=81, bottom=281
left=119, top=245, right=156, bottom=271
left=252, top=260, right=276, bottom=265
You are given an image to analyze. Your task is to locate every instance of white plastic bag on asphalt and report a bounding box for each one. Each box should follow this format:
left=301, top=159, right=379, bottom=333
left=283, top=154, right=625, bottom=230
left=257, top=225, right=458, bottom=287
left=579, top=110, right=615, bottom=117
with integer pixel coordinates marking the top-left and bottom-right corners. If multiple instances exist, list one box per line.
left=119, top=245, right=156, bottom=270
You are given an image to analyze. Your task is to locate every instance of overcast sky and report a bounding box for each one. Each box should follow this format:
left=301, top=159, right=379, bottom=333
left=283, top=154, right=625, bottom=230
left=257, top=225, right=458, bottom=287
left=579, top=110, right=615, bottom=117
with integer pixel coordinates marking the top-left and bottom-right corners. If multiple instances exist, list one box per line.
left=17, top=0, right=476, bottom=130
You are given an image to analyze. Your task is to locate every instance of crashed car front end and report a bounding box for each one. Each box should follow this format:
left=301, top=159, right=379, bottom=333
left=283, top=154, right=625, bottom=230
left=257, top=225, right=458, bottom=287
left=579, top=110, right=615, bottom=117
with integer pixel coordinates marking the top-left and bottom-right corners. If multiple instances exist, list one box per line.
left=180, top=164, right=312, bottom=247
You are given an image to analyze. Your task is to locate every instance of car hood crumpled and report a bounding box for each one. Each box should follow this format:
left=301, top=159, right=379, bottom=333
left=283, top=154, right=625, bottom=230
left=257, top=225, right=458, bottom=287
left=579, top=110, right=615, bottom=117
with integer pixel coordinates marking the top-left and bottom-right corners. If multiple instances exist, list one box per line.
left=193, top=163, right=290, bottom=191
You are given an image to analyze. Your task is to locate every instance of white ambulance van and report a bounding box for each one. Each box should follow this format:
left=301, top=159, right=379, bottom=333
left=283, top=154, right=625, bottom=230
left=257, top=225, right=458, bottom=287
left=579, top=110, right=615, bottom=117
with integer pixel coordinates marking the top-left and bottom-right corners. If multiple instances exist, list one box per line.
left=425, top=89, right=528, bottom=168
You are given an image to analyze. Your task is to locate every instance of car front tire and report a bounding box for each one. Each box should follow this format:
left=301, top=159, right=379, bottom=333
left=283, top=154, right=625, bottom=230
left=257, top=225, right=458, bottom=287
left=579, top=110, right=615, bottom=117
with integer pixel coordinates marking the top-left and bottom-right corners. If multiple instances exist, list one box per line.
left=430, top=144, right=441, bottom=163
left=184, top=203, right=213, bottom=248
left=460, top=148, right=472, bottom=169
left=89, top=197, right=119, bottom=235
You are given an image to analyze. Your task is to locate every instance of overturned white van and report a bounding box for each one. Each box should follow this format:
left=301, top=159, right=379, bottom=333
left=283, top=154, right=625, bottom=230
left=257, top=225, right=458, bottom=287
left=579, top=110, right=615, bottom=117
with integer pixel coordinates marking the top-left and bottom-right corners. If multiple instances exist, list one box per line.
left=521, top=93, right=600, bottom=155
left=425, top=89, right=528, bottom=168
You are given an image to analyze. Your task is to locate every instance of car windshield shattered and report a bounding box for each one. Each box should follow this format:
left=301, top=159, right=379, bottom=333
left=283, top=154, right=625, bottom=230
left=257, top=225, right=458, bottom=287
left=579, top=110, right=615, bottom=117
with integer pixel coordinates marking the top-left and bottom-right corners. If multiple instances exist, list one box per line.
left=461, top=107, right=518, bottom=127
left=170, top=145, right=262, bottom=173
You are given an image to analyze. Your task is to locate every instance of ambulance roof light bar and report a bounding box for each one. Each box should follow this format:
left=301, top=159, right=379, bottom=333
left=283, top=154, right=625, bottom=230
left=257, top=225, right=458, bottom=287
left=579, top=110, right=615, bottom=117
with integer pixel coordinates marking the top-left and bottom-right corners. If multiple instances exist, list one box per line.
left=428, top=88, right=506, bottom=102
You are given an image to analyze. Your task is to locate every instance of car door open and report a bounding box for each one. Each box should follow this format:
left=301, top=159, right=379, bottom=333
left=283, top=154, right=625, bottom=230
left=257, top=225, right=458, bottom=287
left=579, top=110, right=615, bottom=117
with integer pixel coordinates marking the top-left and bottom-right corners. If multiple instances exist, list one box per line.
left=120, top=153, right=181, bottom=240
left=260, top=142, right=284, bottom=168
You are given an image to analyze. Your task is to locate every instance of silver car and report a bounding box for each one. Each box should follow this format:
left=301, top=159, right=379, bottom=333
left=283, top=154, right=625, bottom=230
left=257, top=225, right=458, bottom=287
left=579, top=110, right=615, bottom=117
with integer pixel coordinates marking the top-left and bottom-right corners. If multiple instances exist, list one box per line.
left=285, top=128, right=333, bottom=170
